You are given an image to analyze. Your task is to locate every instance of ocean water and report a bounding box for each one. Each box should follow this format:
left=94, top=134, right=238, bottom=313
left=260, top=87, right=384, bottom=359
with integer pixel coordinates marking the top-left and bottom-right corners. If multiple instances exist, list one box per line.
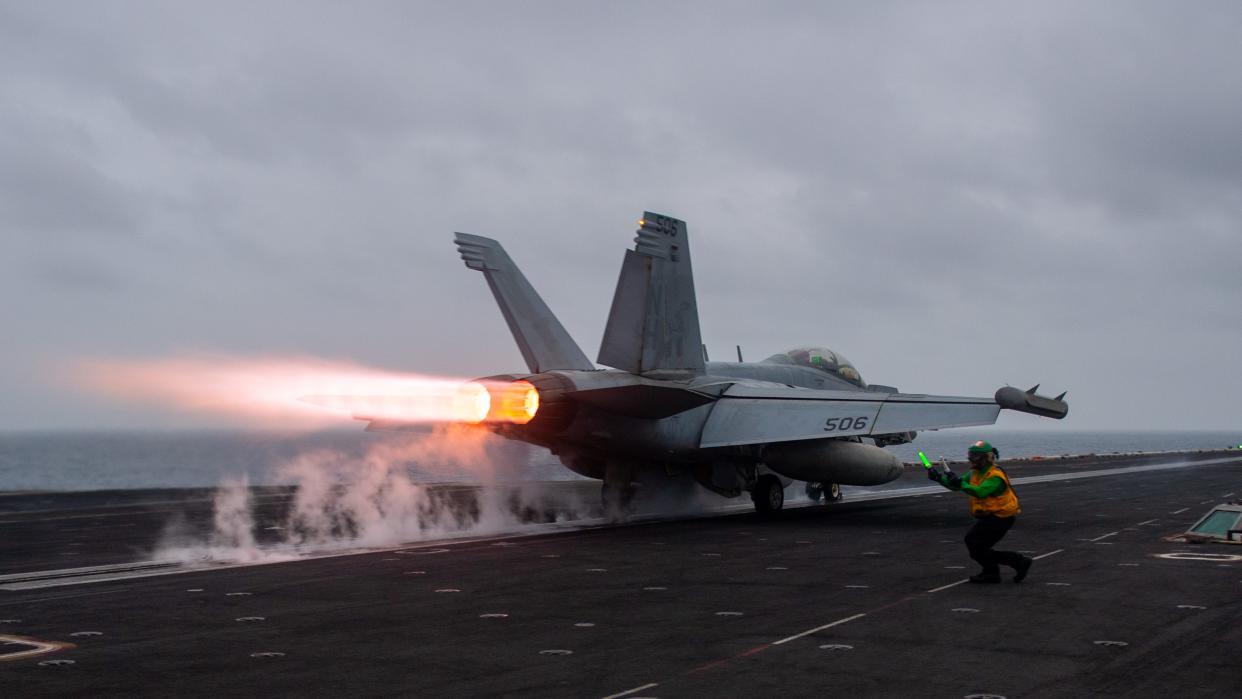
left=0, top=430, right=569, bottom=492
left=0, top=429, right=1238, bottom=493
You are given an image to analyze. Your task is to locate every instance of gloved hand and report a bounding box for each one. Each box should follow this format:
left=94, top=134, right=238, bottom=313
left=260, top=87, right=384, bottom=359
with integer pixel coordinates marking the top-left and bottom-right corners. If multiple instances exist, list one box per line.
left=926, top=468, right=942, bottom=483
left=945, top=474, right=963, bottom=489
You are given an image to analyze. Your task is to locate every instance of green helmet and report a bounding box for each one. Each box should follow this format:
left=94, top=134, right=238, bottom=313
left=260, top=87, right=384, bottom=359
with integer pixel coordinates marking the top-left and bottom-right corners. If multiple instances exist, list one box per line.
left=968, top=440, right=994, bottom=455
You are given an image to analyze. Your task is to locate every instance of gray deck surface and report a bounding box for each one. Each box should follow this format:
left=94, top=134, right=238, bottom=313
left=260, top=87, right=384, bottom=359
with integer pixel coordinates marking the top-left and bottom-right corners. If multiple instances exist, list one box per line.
left=2, top=451, right=1240, bottom=698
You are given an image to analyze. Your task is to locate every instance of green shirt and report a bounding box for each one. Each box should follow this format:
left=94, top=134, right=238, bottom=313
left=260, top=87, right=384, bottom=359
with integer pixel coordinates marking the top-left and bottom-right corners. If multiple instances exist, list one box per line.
left=933, top=470, right=1007, bottom=498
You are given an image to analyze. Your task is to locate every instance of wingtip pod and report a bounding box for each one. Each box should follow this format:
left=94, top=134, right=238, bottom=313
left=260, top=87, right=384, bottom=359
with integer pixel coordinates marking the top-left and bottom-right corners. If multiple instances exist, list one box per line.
left=995, top=385, right=1069, bottom=420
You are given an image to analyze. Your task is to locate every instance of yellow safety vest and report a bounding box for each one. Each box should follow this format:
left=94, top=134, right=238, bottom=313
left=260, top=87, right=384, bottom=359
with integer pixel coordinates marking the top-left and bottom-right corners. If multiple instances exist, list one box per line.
left=968, top=465, right=1021, bottom=518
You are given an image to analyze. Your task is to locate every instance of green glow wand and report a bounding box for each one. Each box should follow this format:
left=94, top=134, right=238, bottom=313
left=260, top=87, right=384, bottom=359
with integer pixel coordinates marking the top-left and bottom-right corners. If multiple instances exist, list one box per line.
left=918, top=451, right=934, bottom=469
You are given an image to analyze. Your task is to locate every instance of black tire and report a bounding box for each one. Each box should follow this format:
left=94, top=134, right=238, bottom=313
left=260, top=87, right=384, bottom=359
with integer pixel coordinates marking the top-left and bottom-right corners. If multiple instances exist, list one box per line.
left=828, top=482, right=842, bottom=501
left=805, top=483, right=824, bottom=502
left=752, top=475, right=784, bottom=514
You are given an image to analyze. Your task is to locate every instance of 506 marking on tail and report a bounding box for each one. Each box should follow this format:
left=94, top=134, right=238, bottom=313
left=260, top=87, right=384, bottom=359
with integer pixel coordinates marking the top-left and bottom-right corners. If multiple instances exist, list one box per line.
left=824, top=416, right=869, bottom=432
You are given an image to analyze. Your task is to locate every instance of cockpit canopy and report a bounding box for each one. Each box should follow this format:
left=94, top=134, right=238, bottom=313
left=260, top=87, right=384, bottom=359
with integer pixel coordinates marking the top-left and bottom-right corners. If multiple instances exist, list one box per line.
left=764, top=346, right=866, bottom=387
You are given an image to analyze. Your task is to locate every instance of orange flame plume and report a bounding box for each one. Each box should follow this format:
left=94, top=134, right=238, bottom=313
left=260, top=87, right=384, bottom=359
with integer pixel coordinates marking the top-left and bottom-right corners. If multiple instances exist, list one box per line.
left=301, top=380, right=539, bottom=425
left=70, top=355, right=538, bottom=427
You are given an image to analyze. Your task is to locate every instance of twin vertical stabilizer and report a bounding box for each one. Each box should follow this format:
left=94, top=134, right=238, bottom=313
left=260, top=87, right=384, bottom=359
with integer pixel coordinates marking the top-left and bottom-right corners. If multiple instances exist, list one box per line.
left=454, top=212, right=705, bottom=377
left=597, top=213, right=705, bottom=375
left=454, top=233, right=594, bottom=374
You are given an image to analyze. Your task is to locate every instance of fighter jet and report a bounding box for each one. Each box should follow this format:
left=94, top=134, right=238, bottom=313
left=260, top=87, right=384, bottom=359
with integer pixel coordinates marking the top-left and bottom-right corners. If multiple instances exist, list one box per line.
left=347, top=212, right=1068, bottom=514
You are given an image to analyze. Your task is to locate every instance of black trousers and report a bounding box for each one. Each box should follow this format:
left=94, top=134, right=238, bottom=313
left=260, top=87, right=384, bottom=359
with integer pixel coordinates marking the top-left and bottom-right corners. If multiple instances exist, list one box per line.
left=964, top=515, right=1025, bottom=575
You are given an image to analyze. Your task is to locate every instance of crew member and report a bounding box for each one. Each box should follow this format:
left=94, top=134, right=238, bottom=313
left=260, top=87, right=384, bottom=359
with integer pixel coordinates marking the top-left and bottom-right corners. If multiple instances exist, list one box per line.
left=928, top=440, right=1033, bottom=583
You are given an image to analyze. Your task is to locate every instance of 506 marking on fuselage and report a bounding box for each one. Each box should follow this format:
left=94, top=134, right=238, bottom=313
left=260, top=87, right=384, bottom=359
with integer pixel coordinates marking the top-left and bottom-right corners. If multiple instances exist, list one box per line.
left=824, top=416, right=869, bottom=432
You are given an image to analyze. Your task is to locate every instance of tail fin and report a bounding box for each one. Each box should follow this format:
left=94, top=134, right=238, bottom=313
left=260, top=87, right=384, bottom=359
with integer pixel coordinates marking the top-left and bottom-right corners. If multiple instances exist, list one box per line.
left=597, top=212, right=705, bottom=375
left=454, top=233, right=594, bottom=373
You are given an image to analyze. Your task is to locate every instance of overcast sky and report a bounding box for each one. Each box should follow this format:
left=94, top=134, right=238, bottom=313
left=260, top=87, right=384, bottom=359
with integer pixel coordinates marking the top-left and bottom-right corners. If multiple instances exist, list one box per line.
left=1, top=1, right=1239, bottom=431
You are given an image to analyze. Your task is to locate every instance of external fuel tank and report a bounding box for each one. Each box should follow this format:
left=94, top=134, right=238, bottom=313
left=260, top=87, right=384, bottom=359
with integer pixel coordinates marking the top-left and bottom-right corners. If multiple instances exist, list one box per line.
left=762, top=440, right=903, bottom=486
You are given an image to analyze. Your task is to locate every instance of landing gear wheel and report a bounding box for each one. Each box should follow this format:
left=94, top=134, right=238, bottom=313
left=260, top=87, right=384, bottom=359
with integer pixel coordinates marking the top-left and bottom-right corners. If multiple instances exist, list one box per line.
left=805, top=483, right=824, bottom=502
left=752, top=475, right=785, bottom=515
left=827, top=482, right=842, bottom=501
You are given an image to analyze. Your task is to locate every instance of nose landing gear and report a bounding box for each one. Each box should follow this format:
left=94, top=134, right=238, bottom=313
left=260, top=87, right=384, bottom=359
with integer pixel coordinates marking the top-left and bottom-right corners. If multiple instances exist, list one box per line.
left=805, top=482, right=842, bottom=503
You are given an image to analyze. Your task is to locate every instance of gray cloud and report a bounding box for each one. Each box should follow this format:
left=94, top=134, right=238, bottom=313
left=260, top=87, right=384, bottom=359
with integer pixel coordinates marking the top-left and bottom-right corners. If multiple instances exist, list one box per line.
left=0, top=1, right=1239, bottom=430
left=0, top=115, right=142, bottom=238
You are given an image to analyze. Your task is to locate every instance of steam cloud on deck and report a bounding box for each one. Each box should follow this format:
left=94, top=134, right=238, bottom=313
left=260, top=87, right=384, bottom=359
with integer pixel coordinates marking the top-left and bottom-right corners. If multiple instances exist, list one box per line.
left=64, top=354, right=594, bottom=561
left=154, top=426, right=592, bottom=563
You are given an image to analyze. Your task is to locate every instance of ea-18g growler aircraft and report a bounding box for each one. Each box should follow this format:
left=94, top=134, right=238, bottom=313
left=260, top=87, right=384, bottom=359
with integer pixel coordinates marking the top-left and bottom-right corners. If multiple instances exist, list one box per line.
left=363, top=212, right=1068, bottom=514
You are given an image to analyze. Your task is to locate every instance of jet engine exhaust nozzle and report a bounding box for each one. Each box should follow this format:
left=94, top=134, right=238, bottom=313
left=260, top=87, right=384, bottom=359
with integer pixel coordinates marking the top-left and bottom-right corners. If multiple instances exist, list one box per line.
left=458, top=380, right=540, bottom=425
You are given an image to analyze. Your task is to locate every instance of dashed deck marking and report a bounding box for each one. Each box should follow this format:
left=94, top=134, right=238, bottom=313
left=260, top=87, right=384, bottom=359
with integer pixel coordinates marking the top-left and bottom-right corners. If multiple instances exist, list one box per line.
left=1088, top=532, right=1119, bottom=542
left=1156, top=552, right=1242, bottom=562
left=19, top=454, right=1222, bottom=699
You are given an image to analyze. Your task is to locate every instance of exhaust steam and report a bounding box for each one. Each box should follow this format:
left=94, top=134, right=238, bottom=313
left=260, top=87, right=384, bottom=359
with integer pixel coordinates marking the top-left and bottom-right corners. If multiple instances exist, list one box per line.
left=152, top=426, right=590, bottom=564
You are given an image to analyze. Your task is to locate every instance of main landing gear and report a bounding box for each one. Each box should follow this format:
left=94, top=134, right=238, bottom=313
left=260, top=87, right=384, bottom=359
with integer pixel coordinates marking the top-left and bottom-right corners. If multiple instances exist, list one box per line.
left=751, top=474, right=785, bottom=515
left=805, top=481, right=842, bottom=503
left=751, top=477, right=842, bottom=515
left=600, top=483, right=636, bottom=520
left=601, top=462, right=637, bottom=520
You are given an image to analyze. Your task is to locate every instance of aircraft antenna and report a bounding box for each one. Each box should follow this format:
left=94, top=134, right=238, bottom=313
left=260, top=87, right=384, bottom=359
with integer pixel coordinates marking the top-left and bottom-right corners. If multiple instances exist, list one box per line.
left=736, top=345, right=744, bottom=362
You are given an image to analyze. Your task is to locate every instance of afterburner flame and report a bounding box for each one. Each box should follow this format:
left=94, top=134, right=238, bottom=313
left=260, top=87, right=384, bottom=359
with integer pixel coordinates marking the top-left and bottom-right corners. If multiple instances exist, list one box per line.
left=304, top=380, right=538, bottom=425
left=453, top=382, right=492, bottom=423
left=70, top=355, right=537, bottom=427
left=483, top=380, right=539, bottom=425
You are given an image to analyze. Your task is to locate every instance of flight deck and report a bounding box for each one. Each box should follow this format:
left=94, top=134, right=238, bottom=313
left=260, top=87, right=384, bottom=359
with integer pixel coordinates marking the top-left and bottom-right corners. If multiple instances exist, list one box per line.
left=2, top=450, right=1240, bottom=698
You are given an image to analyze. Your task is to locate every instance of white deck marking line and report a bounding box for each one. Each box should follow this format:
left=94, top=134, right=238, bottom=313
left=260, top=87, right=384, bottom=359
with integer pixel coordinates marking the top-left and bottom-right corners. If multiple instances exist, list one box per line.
left=1136, top=519, right=1160, bottom=526
left=1033, top=549, right=1065, bottom=560
left=0, top=635, right=72, bottom=662
left=1005, top=455, right=1242, bottom=487
left=926, top=579, right=969, bottom=593
left=600, top=682, right=659, bottom=699
left=771, top=613, right=867, bottom=645
left=1170, top=507, right=1190, bottom=515
left=1089, top=532, right=1120, bottom=542
left=1224, top=492, right=1236, bottom=498
left=841, top=454, right=1242, bottom=504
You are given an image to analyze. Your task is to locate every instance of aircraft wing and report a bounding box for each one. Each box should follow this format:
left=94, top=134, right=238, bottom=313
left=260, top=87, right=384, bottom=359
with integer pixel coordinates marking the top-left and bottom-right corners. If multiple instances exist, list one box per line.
left=699, top=384, right=1029, bottom=448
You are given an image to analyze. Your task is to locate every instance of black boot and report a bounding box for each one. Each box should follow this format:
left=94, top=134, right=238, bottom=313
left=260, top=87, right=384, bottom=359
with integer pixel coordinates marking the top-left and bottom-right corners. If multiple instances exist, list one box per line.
left=969, top=571, right=1002, bottom=584
left=1014, top=556, right=1033, bottom=583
